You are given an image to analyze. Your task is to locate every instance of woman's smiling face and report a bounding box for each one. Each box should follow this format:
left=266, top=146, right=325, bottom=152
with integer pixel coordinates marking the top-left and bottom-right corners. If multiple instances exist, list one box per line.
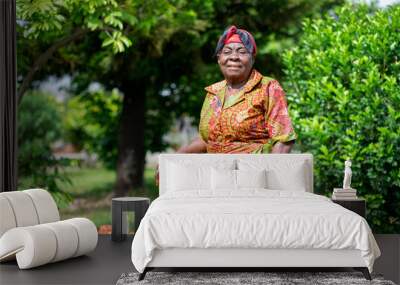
left=217, top=42, right=254, bottom=84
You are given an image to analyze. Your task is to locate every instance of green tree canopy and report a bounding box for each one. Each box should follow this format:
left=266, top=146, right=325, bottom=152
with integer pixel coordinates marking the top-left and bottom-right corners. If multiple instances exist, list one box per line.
left=17, top=0, right=344, bottom=197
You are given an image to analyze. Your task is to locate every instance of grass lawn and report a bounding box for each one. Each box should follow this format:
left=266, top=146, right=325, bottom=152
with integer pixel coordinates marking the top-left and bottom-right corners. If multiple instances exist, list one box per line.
left=57, top=166, right=158, bottom=228
left=61, top=206, right=112, bottom=228
left=59, top=167, right=116, bottom=198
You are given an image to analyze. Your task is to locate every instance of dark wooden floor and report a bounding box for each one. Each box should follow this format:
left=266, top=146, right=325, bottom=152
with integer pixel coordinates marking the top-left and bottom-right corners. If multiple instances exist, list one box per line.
left=0, top=235, right=135, bottom=285
left=0, top=234, right=398, bottom=285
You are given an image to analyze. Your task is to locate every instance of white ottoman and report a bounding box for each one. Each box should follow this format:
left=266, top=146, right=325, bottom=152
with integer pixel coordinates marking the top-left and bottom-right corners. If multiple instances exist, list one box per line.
left=0, top=189, right=98, bottom=269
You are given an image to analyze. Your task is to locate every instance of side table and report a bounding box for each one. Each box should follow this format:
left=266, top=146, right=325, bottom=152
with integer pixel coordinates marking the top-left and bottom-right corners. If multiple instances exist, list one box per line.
left=332, top=198, right=366, bottom=218
left=112, top=197, right=150, bottom=242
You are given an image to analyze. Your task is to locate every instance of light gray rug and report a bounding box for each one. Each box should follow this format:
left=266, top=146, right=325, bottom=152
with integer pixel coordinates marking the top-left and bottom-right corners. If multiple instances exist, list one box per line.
left=116, top=271, right=395, bottom=285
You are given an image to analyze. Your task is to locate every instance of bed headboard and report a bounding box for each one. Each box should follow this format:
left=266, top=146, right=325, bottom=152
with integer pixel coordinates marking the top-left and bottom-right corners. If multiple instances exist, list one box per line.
left=158, top=153, right=314, bottom=196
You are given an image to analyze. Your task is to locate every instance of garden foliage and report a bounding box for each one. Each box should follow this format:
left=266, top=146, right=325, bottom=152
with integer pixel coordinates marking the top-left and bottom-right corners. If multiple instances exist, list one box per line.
left=283, top=4, right=400, bottom=233
left=65, top=89, right=122, bottom=169
left=18, top=92, right=71, bottom=205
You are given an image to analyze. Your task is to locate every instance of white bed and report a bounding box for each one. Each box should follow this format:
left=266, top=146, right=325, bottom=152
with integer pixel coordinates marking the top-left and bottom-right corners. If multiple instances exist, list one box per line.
left=131, top=154, right=380, bottom=280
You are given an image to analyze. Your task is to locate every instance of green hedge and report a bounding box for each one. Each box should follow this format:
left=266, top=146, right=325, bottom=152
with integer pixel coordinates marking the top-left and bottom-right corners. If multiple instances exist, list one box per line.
left=283, top=4, right=400, bottom=233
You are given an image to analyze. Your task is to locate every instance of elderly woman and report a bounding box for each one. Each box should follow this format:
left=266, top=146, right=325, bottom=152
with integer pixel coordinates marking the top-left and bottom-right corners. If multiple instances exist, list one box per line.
left=155, top=26, right=296, bottom=184
left=177, top=25, right=296, bottom=154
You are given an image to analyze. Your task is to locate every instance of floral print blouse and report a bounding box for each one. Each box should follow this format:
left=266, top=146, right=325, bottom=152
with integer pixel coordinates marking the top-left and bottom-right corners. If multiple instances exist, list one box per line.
left=199, top=69, right=297, bottom=153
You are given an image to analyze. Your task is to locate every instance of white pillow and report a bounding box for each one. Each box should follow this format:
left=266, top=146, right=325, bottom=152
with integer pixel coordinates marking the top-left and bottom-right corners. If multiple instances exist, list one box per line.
left=211, top=168, right=236, bottom=190
left=211, top=169, right=267, bottom=190
left=237, top=169, right=267, bottom=189
left=166, top=159, right=236, bottom=192
left=266, top=166, right=306, bottom=191
left=167, top=162, right=210, bottom=191
left=237, top=159, right=308, bottom=191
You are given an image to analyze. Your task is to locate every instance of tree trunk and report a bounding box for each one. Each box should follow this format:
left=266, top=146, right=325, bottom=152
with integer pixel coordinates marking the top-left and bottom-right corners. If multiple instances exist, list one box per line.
left=114, top=82, right=146, bottom=197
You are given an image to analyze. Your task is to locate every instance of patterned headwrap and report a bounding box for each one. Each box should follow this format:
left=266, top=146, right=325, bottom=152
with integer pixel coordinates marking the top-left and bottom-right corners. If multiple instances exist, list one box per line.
left=215, top=25, right=257, bottom=56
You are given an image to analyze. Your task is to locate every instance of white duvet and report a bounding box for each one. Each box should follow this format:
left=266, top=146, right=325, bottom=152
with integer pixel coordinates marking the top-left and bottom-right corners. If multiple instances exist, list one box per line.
left=131, top=190, right=380, bottom=273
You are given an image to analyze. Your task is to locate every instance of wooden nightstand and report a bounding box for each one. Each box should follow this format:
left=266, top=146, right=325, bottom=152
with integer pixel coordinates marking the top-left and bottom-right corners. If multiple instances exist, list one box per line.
left=331, top=198, right=366, bottom=218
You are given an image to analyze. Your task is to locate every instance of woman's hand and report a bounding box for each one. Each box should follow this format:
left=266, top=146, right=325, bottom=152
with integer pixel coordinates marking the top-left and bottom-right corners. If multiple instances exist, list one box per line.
left=176, top=137, right=207, bottom=153
left=271, top=141, right=294, bottom=153
left=154, top=137, right=207, bottom=186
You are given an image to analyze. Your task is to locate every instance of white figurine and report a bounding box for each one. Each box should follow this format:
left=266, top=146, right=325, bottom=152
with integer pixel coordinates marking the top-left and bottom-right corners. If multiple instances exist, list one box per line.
left=342, top=159, right=352, bottom=190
